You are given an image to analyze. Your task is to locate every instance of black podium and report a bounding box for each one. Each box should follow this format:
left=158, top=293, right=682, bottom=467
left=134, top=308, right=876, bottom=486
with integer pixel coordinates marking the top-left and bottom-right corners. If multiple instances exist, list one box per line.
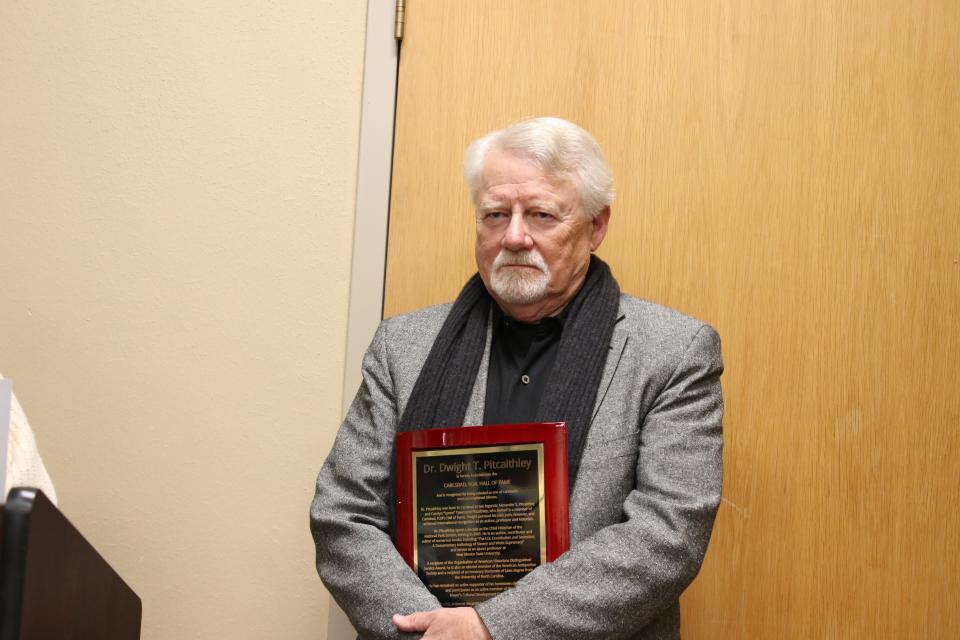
left=0, top=488, right=141, bottom=639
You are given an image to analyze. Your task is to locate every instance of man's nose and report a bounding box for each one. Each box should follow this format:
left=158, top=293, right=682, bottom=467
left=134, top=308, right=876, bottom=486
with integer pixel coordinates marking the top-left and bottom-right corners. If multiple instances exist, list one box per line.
left=502, top=211, right=534, bottom=250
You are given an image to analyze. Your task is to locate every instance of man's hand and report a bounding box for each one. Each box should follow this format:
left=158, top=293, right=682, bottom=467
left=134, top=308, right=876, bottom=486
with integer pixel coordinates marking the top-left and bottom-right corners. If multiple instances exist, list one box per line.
left=392, top=607, right=492, bottom=640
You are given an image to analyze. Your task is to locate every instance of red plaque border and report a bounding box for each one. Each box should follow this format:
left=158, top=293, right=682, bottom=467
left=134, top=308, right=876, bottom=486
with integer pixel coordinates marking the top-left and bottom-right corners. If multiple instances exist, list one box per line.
left=395, top=422, right=570, bottom=571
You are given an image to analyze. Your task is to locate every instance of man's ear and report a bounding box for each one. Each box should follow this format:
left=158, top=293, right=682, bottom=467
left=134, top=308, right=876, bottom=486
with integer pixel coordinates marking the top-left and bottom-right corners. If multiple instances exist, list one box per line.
left=590, top=206, right=611, bottom=251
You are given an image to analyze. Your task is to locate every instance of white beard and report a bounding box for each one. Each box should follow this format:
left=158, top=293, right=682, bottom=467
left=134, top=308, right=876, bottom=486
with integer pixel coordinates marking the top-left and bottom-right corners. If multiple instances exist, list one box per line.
left=488, top=249, right=551, bottom=305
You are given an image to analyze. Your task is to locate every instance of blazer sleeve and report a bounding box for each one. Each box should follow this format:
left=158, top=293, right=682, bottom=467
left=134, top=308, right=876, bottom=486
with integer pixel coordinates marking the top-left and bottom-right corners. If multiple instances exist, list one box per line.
left=310, top=321, right=441, bottom=639
left=474, top=324, right=724, bottom=640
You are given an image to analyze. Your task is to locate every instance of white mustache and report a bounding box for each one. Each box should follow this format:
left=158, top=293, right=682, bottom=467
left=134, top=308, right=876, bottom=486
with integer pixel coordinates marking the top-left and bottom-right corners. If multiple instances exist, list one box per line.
left=492, top=249, right=548, bottom=273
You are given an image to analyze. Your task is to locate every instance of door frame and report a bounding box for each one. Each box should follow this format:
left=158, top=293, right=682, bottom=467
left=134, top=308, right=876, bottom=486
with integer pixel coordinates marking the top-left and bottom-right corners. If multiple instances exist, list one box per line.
left=341, top=0, right=398, bottom=413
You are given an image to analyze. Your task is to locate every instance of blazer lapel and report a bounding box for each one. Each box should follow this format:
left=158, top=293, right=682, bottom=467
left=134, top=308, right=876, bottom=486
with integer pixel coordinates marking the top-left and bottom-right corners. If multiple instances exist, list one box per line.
left=592, top=311, right=628, bottom=422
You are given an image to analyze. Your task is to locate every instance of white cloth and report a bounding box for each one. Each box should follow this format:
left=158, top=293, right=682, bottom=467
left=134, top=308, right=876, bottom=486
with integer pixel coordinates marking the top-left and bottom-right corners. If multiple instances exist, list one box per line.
left=3, top=376, right=58, bottom=504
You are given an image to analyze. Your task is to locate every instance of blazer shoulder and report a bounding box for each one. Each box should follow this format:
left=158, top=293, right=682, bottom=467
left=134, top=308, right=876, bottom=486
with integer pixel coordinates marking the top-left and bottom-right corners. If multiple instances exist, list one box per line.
left=377, top=302, right=454, bottom=358
left=617, top=294, right=720, bottom=346
left=382, top=302, right=452, bottom=333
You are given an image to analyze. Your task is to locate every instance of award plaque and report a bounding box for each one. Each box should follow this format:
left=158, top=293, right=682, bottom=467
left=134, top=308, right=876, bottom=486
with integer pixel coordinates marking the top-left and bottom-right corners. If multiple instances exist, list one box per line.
left=395, top=422, right=569, bottom=606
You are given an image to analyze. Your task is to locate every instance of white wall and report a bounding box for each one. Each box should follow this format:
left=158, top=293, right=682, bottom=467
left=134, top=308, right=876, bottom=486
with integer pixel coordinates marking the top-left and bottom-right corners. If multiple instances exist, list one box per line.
left=0, top=2, right=367, bottom=637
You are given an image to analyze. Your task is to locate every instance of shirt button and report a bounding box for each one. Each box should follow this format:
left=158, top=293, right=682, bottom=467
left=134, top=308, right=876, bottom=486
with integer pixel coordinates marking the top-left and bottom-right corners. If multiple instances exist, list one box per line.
left=521, top=374, right=530, bottom=385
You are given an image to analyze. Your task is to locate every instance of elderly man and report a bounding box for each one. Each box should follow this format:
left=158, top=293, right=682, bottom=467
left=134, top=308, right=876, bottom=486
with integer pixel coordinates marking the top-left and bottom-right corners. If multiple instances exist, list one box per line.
left=311, top=117, right=723, bottom=640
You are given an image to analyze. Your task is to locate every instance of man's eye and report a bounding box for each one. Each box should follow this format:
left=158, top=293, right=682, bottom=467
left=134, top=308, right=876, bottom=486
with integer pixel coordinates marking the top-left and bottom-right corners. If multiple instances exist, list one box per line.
left=532, top=211, right=554, bottom=220
left=486, top=211, right=507, bottom=219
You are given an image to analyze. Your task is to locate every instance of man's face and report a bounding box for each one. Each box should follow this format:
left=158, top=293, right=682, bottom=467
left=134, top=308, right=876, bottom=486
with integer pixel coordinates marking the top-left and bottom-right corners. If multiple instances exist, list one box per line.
left=474, top=149, right=609, bottom=321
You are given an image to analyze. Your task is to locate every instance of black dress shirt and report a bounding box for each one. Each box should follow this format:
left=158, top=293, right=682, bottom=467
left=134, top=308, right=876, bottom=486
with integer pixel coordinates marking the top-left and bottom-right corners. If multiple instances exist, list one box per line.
left=482, top=305, right=566, bottom=426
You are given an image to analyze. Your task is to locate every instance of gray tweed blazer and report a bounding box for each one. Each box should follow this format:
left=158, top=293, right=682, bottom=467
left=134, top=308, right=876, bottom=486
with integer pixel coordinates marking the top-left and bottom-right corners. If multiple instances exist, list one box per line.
left=311, top=294, right=724, bottom=640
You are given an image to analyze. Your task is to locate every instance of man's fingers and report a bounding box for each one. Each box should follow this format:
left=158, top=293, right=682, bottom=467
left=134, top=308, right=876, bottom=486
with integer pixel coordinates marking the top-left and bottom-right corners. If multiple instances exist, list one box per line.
left=393, top=608, right=492, bottom=640
left=392, top=611, right=434, bottom=632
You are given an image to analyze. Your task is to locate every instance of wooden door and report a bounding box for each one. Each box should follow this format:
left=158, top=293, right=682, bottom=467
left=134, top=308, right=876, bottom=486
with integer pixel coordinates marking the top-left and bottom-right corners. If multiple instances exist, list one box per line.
left=385, top=1, right=960, bottom=636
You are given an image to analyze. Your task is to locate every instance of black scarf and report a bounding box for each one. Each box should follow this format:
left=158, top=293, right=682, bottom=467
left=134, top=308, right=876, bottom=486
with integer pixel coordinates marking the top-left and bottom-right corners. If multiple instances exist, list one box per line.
left=398, top=255, right=621, bottom=488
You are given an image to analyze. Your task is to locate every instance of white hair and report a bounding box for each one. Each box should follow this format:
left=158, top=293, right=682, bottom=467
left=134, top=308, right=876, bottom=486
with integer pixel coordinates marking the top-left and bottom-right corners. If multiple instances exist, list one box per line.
left=463, top=117, right=614, bottom=218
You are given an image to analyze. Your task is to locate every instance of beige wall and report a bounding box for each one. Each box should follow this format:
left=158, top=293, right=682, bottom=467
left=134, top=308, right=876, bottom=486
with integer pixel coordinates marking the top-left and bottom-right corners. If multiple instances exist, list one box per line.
left=0, top=2, right=366, bottom=638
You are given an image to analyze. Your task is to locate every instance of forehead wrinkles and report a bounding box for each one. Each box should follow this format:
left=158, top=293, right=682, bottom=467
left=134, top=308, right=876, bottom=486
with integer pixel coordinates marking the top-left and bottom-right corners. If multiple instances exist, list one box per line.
left=481, top=181, right=567, bottom=206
